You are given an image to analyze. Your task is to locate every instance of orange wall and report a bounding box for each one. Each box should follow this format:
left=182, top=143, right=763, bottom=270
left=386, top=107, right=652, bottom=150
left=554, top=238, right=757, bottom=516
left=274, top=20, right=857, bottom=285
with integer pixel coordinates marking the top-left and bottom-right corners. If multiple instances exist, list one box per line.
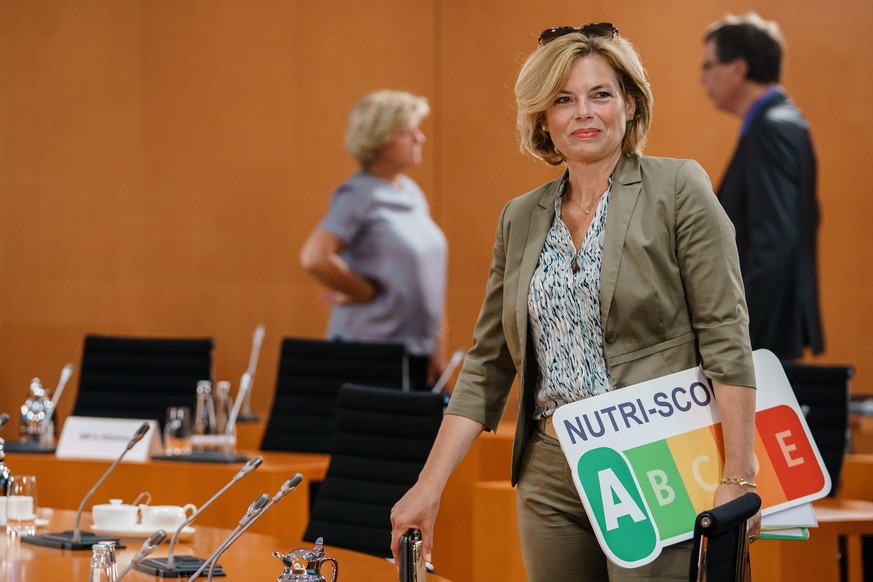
left=2, top=0, right=872, bottom=438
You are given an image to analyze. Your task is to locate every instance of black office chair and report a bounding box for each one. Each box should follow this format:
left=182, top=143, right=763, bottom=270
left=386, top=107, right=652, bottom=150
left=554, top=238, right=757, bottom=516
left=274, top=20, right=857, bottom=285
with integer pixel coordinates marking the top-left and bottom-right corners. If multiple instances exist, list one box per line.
left=259, top=338, right=409, bottom=454
left=302, top=384, right=447, bottom=558
left=782, top=362, right=854, bottom=497
left=783, top=362, right=869, bottom=582
left=71, top=334, right=214, bottom=430
left=689, top=492, right=761, bottom=582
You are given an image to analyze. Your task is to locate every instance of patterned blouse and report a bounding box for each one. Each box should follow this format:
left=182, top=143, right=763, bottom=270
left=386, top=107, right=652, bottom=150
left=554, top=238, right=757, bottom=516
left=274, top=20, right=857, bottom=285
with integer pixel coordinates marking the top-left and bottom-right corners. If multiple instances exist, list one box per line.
left=529, top=178, right=613, bottom=419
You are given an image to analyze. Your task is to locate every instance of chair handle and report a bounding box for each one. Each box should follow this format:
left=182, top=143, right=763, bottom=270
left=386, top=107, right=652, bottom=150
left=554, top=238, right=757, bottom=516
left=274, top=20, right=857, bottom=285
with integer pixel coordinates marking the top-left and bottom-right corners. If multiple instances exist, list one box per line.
left=695, top=492, right=761, bottom=537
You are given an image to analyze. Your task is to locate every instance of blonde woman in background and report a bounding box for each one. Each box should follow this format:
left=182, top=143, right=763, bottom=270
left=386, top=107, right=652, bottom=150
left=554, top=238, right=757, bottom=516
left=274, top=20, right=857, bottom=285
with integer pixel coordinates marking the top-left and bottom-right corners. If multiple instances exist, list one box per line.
left=300, top=90, right=447, bottom=390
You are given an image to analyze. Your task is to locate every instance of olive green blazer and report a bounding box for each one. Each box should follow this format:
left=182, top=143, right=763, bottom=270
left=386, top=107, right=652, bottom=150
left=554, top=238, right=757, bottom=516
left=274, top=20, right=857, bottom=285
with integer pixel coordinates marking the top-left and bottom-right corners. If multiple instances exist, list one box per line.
left=446, top=154, right=755, bottom=484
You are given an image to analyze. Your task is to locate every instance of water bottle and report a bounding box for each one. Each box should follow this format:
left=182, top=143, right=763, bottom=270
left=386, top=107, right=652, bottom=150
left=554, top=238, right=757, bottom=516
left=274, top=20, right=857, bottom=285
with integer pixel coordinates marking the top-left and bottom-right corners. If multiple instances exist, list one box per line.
left=0, top=437, right=11, bottom=494
left=102, top=540, right=119, bottom=580
left=215, top=380, right=232, bottom=435
left=214, top=380, right=234, bottom=454
left=194, top=380, right=215, bottom=435
left=89, top=542, right=115, bottom=582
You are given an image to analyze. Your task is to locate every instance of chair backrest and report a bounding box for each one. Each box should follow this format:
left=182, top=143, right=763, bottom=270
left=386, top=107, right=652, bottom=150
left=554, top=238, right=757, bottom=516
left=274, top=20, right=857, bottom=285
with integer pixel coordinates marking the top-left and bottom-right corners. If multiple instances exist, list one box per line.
left=72, top=334, right=214, bottom=429
left=259, top=338, right=409, bottom=454
left=782, top=362, right=854, bottom=497
left=303, top=384, right=447, bottom=557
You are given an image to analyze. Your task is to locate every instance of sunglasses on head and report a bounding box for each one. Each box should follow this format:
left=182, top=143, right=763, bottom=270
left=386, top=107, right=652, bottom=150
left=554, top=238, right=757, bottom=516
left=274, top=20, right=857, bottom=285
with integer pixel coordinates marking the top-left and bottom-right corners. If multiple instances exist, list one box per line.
left=538, top=22, right=619, bottom=46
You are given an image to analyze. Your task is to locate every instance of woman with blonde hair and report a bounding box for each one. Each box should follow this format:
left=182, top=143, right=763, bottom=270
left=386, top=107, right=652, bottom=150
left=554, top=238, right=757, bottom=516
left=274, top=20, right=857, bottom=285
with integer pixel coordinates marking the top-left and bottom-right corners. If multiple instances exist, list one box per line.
left=300, top=90, right=447, bottom=390
left=390, top=25, right=759, bottom=580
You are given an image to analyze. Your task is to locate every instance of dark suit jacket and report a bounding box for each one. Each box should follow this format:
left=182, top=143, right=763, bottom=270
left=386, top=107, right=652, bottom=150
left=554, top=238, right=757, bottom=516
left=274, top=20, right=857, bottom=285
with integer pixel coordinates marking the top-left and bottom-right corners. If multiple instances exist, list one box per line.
left=718, top=90, right=824, bottom=359
left=447, top=155, right=755, bottom=484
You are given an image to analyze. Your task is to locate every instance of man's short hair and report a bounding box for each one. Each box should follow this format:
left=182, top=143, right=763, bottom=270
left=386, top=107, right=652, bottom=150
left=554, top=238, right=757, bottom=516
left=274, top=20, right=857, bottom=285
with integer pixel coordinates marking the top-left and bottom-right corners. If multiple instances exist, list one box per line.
left=705, top=12, right=784, bottom=84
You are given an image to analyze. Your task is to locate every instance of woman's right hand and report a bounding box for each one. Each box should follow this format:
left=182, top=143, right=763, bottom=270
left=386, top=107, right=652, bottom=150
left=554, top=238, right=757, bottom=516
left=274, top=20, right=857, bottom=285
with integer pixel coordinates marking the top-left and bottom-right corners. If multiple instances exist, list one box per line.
left=300, top=228, right=378, bottom=303
left=389, top=414, right=485, bottom=568
left=320, top=286, right=375, bottom=305
left=389, top=480, right=442, bottom=566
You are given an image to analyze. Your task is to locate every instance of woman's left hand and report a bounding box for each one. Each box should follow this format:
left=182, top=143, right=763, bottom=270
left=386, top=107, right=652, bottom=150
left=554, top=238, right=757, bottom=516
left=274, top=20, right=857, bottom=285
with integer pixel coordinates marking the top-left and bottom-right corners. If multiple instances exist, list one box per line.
left=713, top=482, right=762, bottom=543
left=709, top=381, right=760, bottom=542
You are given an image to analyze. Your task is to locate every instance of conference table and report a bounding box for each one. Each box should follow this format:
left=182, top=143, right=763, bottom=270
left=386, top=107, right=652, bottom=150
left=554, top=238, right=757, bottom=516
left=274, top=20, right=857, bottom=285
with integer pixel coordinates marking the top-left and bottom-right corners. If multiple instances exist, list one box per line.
left=9, top=450, right=330, bottom=541
left=7, top=432, right=512, bottom=582
left=748, top=497, right=873, bottom=582
left=1, top=508, right=452, bottom=581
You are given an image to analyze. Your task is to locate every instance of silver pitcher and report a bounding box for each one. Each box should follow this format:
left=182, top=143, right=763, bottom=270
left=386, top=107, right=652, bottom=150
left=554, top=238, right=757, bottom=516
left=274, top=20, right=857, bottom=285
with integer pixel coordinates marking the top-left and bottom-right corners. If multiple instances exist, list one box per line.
left=273, top=537, right=338, bottom=582
left=20, top=377, right=54, bottom=446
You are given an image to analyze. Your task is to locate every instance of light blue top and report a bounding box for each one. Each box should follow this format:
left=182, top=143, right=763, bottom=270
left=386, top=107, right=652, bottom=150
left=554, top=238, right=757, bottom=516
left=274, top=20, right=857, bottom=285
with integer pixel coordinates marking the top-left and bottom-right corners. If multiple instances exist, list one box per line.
left=319, top=171, right=447, bottom=356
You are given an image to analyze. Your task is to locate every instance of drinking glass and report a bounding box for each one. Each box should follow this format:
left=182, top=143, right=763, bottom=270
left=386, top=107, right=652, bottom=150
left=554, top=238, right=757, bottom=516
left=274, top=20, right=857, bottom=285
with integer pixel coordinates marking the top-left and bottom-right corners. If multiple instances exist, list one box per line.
left=7, top=474, right=38, bottom=536
left=164, top=406, right=192, bottom=456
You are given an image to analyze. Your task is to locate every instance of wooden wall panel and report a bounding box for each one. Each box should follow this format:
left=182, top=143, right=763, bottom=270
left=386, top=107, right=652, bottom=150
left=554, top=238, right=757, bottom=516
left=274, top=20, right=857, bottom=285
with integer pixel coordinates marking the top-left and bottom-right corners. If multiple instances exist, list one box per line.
left=0, top=0, right=871, bottom=488
left=436, top=0, right=873, bottom=414
left=2, top=1, right=873, bottom=579
left=0, top=0, right=436, bottom=429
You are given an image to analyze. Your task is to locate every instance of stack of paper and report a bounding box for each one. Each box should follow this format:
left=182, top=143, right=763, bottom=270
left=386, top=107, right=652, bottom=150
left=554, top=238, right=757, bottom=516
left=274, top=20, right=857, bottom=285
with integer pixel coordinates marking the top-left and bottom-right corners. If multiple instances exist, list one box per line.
left=760, top=502, right=817, bottom=540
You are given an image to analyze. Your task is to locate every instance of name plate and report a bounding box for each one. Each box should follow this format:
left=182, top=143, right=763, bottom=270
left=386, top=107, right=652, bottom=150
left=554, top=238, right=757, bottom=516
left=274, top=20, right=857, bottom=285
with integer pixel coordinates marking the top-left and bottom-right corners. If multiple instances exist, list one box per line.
left=56, top=417, right=162, bottom=461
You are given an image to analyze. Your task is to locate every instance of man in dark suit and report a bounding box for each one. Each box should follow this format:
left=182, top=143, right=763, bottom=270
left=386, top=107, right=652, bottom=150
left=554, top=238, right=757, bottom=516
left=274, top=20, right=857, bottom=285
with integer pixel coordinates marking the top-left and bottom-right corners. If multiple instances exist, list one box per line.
left=701, top=13, right=824, bottom=360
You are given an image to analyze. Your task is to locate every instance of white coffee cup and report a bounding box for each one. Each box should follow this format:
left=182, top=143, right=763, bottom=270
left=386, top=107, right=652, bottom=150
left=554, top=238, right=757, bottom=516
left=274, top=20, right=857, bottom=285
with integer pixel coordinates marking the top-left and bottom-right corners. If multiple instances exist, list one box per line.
left=92, top=499, right=139, bottom=531
left=0, top=496, right=7, bottom=526
left=139, top=503, right=197, bottom=530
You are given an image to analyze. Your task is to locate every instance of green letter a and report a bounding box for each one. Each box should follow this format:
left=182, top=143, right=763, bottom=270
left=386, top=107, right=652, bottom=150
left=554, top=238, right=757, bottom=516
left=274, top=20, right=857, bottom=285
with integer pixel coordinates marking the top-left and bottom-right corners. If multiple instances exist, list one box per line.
left=578, top=447, right=658, bottom=565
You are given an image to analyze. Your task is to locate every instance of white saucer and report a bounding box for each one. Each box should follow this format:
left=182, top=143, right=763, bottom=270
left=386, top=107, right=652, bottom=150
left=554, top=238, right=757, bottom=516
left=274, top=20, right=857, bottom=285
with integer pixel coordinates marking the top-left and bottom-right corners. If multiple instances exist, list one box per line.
left=90, top=524, right=195, bottom=541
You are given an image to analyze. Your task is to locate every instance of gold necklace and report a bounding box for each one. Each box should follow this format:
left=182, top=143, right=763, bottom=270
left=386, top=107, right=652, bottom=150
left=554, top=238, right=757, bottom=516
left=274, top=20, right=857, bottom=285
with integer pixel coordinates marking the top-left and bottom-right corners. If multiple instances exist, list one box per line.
left=570, top=196, right=597, bottom=215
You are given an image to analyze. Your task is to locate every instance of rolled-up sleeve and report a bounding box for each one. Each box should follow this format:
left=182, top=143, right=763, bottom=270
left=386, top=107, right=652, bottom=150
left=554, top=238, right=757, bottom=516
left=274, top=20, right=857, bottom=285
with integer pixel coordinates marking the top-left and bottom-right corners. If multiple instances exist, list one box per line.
left=674, top=160, right=755, bottom=387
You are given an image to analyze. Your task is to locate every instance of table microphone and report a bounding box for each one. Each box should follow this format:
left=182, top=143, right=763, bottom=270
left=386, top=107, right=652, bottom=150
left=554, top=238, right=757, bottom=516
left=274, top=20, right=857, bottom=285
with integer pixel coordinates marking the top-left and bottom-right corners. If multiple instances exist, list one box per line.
left=114, top=528, right=167, bottom=582
left=431, top=349, right=466, bottom=393
left=22, top=421, right=151, bottom=550
left=42, top=362, right=74, bottom=431
left=186, top=493, right=272, bottom=581
left=205, top=473, right=303, bottom=581
left=238, top=323, right=265, bottom=419
left=135, top=454, right=264, bottom=577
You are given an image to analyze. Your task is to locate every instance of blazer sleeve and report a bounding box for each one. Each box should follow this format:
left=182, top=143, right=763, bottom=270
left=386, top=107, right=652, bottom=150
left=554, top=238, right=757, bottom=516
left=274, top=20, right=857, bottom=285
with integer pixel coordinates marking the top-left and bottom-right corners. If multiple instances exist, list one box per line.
left=675, top=160, right=755, bottom=386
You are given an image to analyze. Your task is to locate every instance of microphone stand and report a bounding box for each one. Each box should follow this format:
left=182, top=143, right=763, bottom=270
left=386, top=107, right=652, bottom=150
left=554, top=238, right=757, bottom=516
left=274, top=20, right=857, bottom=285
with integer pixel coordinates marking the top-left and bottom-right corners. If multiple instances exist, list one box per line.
left=186, top=493, right=272, bottom=581
left=431, top=349, right=466, bottom=394
left=22, top=421, right=151, bottom=550
left=238, top=324, right=264, bottom=420
left=135, top=455, right=264, bottom=577
left=205, top=474, right=303, bottom=581
left=114, top=529, right=167, bottom=582
left=42, top=362, right=74, bottom=432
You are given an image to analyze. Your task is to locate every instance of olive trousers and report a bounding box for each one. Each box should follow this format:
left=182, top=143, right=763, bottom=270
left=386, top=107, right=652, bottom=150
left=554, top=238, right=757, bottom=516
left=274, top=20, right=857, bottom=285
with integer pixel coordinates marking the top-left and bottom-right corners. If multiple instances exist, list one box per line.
left=516, top=430, right=692, bottom=581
